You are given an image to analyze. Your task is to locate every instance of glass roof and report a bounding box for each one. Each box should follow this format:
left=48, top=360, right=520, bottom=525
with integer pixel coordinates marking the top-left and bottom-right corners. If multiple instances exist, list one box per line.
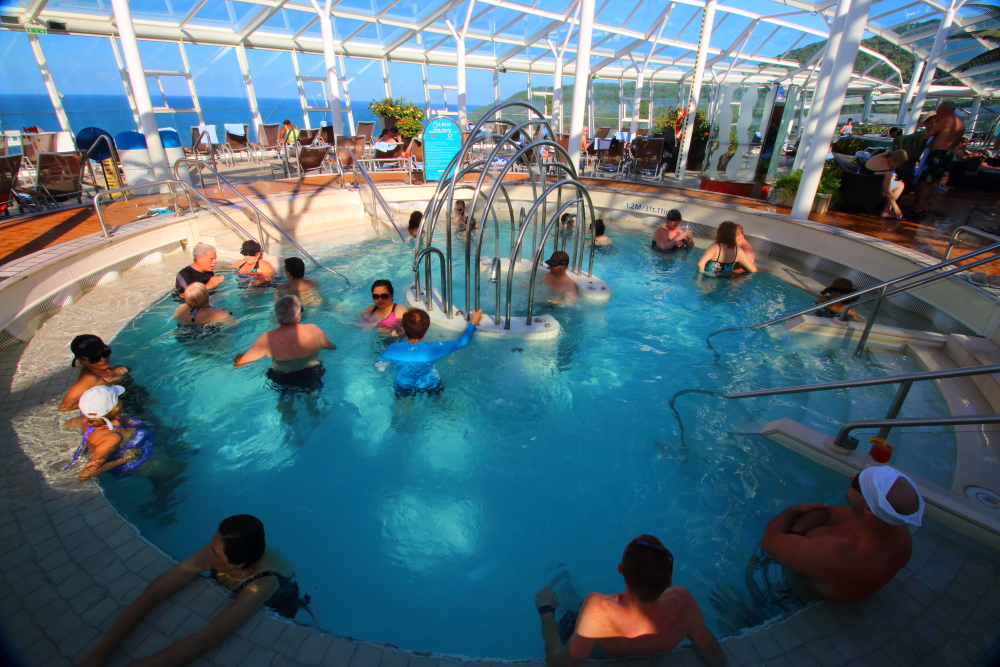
left=0, top=0, right=996, bottom=94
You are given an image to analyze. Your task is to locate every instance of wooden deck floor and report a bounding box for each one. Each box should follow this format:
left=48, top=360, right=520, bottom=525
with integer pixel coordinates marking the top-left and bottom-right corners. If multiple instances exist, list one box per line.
left=2, top=174, right=997, bottom=274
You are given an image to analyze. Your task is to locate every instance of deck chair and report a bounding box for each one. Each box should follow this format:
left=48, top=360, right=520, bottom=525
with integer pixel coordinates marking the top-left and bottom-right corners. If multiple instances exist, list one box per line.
left=189, top=126, right=217, bottom=160
left=355, top=121, right=376, bottom=146
left=269, top=145, right=330, bottom=179
left=334, top=136, right=366, bottom=171
left=16, top=151, right=90, bottom=208
left=595, top=127, right=612, bottom=140
left=223, top=124, right=256, bottom=164
left=318, top=126, right=336, bottom=146
left=256, top=123, right=282, bottom=160
left=0, top=155, right=30, bottom=217
left=297, top=128, right=320, bottom=146
left=21, top=132, right=57, bottom=167
left=635, top=128, right=649, bottom=137
left=626, top=137, right=663, bottom=180
left=597, top=138, right=625, bottom=177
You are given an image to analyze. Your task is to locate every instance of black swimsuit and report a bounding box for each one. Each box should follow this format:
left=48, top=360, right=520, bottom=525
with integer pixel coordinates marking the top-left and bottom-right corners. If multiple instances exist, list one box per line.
left=209, top=569, right=311, bottom=619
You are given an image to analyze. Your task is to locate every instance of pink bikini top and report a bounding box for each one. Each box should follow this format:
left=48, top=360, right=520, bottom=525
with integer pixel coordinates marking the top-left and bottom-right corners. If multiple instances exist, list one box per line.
left=365, top=304, right=401, bottom=328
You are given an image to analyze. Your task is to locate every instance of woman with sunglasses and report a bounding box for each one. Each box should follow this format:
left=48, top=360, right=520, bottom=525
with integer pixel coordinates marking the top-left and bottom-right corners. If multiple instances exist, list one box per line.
left=59, top=334, right=132, bottom=412
left=361, top=280, right=408, bottom=336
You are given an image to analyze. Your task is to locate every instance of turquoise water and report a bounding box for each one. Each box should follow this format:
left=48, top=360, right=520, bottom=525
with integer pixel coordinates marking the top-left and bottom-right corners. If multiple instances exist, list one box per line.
left=101, top=226, right=954, bottom=659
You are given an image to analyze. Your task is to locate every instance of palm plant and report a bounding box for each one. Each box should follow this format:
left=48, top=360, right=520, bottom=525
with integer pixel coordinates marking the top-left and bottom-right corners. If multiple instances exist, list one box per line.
left=948, top=3, right=1000, bottom=72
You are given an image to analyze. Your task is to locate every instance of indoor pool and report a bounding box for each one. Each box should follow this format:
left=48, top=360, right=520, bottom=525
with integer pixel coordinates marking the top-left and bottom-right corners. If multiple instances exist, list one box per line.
left=100, top=224, right=953, bottom=659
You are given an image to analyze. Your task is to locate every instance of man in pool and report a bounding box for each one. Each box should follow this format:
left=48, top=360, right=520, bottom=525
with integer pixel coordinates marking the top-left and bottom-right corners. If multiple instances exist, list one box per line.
left=534, top=535, right=725, bottom=667
left=234, top=295, right=336, bottom=392
left=175, top=243, right=224, bottom=293
left=380, top=307, right=482, bottom=398
left=541, top=250, right=578, bottom=297
left=273, top=257, right=321, bottom=306
left=758, top=465, right=923, bottom=602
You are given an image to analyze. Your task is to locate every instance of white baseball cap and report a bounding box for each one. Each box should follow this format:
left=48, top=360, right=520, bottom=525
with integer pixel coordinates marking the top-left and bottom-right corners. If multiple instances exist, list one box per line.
left=79, top=385, right=125, bottom=422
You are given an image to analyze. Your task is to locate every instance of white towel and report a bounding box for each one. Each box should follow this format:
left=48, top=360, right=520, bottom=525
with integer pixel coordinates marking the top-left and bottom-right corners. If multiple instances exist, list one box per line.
left=858, top=466, right=924, bottom=527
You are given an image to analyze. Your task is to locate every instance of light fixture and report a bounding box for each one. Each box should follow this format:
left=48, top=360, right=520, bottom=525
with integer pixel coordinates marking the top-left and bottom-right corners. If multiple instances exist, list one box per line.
left=497, top=66, right=507, bottom=73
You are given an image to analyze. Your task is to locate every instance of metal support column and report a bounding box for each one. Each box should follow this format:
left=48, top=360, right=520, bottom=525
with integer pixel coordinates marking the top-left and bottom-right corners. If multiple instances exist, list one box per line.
left=861, top=92, right=873, bottom=123
left=236, top=44, right=263, bottom=141
left=552, top=52, right=564, bottom=132
left=27, top=34, right=72, bottom=133
left=568, top=0, right=596, bottom=170
left=108, top=36, right=141, bottom=130
left=792, top=0, right=851, bottom=172
left=905, top=1, right=958, bottom=133
left=791, top=0, right=873, bottom=220
left=308, top=0, right=345, bottom=135
left=895, top=59, right=924, bottom=126
left=970, top=96, right=982, bottom=133
left=110, top=0, right=171, bottom=180
left=675, top=0, right=717, bottom=179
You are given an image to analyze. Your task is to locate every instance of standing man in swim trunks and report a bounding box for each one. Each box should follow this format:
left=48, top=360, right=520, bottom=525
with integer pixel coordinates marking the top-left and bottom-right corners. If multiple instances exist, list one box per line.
left=534, top=535, right=726, bottom=666
left=176, top=243, right=224, bottom=293
left=652, top=209, right=694, bottom=252
left=909, top=100, right=965, bottom=218
left=233, top=295, right=336, bottom=391
left=759, top=466, right=923, bottom=602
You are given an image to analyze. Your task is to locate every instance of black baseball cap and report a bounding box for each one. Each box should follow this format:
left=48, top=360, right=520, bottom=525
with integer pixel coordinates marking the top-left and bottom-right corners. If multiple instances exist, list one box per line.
left=70, top=334, right=110, bottom=366
left=240, top=240, right=262, bottom=256
left=545, top=250, right=570, bottom=268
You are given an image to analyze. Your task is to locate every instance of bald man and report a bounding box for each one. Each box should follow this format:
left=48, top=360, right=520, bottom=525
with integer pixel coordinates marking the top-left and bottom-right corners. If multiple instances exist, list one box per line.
left=759, top=466, right=924, bottom=602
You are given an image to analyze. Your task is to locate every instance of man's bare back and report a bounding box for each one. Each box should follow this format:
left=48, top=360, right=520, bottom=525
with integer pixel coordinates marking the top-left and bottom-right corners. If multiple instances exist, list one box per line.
left=928, top=112, right=964, bottom=150
left=572, top=587, right=713, bottom=657
left=234, top=323, right=335, bottom=368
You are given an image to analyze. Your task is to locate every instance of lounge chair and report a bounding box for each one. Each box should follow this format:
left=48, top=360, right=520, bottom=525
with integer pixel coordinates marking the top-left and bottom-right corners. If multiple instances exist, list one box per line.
left=318, top=126, right=336, bottom=146
left=188, top=126, right=218, bottom=163
left=595, top=127, right=612, bottom=140
left=223, top=123, right=256, bottom=165
left=0, top=155, right=31, bottom=217
left=635, top=128, right=649, bottom=137
left=15, top=151, right=91, bottom=209
left=20, top=132, right=57, bottom=168
left=270, top=145, right=330, bottom=180
left=334, top=136, right=366, bottom=172
left=297, top=128, right=320, bottom=146
left=258, top=123, right=282, bottom=158
left=356, top=121, right=376, bottom=147
left=625, top=137, right=664, bottom=180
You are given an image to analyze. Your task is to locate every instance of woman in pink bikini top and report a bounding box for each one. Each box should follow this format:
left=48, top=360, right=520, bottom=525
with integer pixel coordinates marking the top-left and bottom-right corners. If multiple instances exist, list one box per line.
left=362, top=279, right=408, bottom=334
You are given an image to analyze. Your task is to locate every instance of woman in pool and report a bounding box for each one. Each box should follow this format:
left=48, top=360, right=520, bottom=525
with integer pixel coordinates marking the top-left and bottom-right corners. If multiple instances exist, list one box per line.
left=362, top=279, right=408, bottom=336
left=59, top=334, right=132, bottom=412
left=63, top=385, right=152, bottom=481
left=408, top=210, right=423, bottom=238
left=173, top=283, right=235, bottom=327
left=696, top=221, right=757, bottom=276
left=78, top=515, right=310, bottom=667
left=230, top=240, right=274, bottom=287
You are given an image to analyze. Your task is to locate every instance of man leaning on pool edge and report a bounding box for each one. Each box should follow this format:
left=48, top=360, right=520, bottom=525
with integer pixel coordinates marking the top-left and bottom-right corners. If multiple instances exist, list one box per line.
left=534, top=535, right=726, bottom=666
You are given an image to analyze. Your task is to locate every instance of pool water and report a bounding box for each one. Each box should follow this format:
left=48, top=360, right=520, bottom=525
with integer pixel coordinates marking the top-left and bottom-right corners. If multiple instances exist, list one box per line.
left=102, top=225, right=954, bottom=659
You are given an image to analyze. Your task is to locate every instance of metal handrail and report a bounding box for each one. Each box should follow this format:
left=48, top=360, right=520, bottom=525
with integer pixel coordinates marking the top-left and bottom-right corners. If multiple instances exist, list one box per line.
left=943, top=225, right=1000, bottom=260
left=832, top=414, right=1000, bottom=449
left=83, top=135, right=124, bottom=191
left=725, top=363, right=1000, bottom=448
left=706, top=240, right=1000, bottom=358
left=192, top=129, right=218, bottom=173
left=174, top=158, right=268, bottom=253
left=346, top=149, right=406, bottom=242
left=93, top=180, right=255, bottom=242
left=93, top=177, right=350, bottom=287
left=413, top=247, right=448, bottom=312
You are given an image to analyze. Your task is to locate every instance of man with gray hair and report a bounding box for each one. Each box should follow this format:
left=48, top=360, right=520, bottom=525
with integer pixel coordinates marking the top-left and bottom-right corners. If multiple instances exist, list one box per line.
left=234, top=295, right=336, bottom=393
left=176, top=243, right=224, bottom=293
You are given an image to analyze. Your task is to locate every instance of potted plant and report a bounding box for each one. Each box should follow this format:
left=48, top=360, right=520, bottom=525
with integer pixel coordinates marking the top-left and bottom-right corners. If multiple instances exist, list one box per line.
left=769, top=160, right=841, bottom=213
left=367, top=96, right=425, bottom=132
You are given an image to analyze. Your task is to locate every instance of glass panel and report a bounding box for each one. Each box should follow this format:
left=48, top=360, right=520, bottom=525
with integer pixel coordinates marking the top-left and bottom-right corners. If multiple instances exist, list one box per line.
left=245, top=48, right=304, bottom=127
left=40, top=33, right=135, bottom=136
left=591, top=79, right=620, bottom=131
left=703, top=83, right=770, bottom=181
left=351, top=22, right=407, bottom=45
left=154, top=111, right=199, bottom=137
left=154, top=76, right=195, bottom=109
left=382, top=0, right=448, bottom=24
left=186, top=43, right=253, bottom=140
left=343, top=57, right=384, bottom=129
left=129, top=0, right=200, bottom=22
left=188, top=0, right=262, bottom=31
left=387, top=61, right=424, bottom=110
left=137, top=40, right=185, bottom=72
left=258, top=9, right=316, bottom=37
left=333, top=17, right=370, bottom=40
left=44, top=0, right=113, bottom=19
left=0, top=32, right=58, bottom=136
left=527, top=73, right=553, bottom=116
left=425, top=64, right=457, bottom=116
left=336, top=0, right=379, bottom=15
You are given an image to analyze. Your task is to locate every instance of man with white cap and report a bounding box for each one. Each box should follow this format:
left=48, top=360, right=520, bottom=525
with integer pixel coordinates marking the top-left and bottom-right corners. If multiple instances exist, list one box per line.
left=760, top=465, right=924, bottom=602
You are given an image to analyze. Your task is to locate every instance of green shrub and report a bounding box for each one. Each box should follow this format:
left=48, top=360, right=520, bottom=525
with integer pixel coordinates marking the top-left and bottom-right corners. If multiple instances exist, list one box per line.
left=832, top=137, right=867, bottom=155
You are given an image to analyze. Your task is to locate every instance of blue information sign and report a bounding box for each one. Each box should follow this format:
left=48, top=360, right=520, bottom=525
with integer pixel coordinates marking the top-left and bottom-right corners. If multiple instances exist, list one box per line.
left=422, top=117, right=463, bottom=182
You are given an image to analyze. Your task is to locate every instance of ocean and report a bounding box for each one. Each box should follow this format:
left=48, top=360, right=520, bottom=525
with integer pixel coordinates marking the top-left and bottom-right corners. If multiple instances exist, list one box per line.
left=0, top=93, right=393, bottom=144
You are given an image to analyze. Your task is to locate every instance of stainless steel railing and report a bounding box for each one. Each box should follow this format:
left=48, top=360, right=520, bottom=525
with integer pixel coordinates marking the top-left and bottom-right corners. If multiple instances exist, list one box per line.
left=83, top=135, right=125, bottom=192
left=943, top=225, right=1000, bottom=261
left=706, top=240, right=1000, bottom=358
left=724, top=363, right=1000, bottom=447
left=174, top=158, right=268, bottom=253
left=831, top=415, right=1000, bottom=449
left=345, top=150, right=406, bottom=242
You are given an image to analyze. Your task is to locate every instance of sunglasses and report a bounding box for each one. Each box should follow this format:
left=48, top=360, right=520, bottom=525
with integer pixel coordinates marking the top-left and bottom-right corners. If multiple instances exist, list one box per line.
left=76, top=347, right=111, bottom=365
left=372, top=293, right=391, bottom=300
left=624, top=538, right=673, bottom=563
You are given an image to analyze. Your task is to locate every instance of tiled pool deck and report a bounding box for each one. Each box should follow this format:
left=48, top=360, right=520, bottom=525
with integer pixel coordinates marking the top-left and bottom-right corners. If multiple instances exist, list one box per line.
left=2, top=254, right=1000, bottom=667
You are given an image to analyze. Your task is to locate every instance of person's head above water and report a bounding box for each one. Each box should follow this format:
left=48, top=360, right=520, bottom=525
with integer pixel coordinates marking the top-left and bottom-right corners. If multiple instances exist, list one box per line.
left=402, top=308, right=431, bottom=341
left=275, top=295, right=302, bottom=325
left=850, top=466, right=924, bottom=527
left=408, top=211, right=423, bottom=234
left=79, top=385, right=125, bottom=427
left=284, top=257, right=305, bottom=279
left=240, top=240, right=261, bottom=258
left=715, top=221, right=738, bottom=249
left=545, top=250, right=570, bottom=272
left=665, top=209, right=682, bottom=228
left=71, top=334, right=111, bottom=369
left=595, top=219, right=606, bottom=237
left=191, top=243, right=217, bottom=272
left=183, top=283, right=210, bottom=310
left=371, top=280, right=394, bottom=302
left=619, top=534, right=674, bottom=602
left=211, top=514, right=266, bottom=570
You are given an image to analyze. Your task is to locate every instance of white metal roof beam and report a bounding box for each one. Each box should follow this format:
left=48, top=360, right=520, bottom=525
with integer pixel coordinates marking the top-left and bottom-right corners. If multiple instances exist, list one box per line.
left=382, top=0, right=466, bottom=55
left=23, top=0, right=50, bottom=23
left=240, top=0, right=289, bottom=39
